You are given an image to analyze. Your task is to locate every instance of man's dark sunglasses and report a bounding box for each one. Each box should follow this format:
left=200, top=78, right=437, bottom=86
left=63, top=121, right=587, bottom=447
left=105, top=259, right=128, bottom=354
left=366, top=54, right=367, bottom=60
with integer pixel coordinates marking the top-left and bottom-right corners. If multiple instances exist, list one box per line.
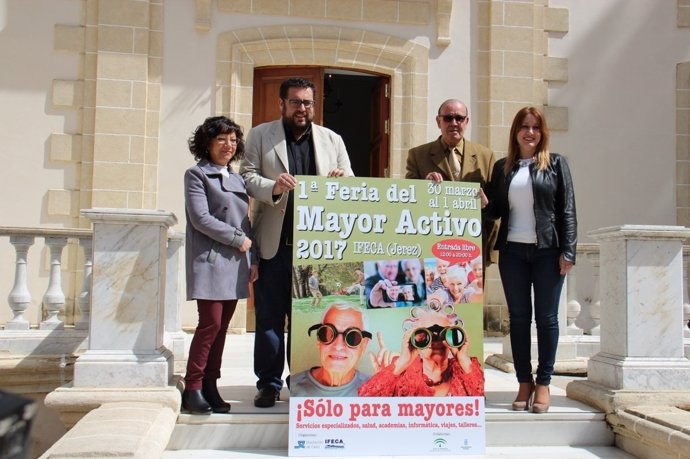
left=307, top=323, right=372, bottom=348
left=440, top=114, right=467, bottom=123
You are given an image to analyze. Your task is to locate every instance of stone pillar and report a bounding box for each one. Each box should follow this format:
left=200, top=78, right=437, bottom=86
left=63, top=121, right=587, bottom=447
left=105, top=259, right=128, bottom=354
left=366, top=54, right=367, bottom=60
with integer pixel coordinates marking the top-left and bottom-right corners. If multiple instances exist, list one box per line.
left=568, top=225, right=690, bottom=413
left=74, top=208, right=177, bottom=388
left=164, top=231, right=188, bottom=372
left=586, top=225, right=690, bottom=390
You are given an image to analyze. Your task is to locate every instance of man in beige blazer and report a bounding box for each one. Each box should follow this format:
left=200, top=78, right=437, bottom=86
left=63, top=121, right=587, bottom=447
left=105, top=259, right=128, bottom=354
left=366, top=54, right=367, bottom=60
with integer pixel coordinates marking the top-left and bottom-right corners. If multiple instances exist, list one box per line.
left=240, top=77, right=353, bottom=407
left=406, top=99, right=498, bottom=268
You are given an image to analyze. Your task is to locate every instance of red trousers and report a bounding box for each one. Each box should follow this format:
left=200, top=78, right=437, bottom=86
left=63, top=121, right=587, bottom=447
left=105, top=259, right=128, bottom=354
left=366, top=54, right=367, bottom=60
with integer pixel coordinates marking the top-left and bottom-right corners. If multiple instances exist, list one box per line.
left=184, top=299, right=237, bottom=390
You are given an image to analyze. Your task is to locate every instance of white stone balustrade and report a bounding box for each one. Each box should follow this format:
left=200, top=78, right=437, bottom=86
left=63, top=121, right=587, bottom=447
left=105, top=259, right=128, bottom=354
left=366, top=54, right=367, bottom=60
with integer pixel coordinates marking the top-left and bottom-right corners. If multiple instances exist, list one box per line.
left=1, top=228, right=92, bottom=358
left=74, top=237, right=92, bottom=330
left=1, top=226, right=186, bottom=360
left=566, top=262, right=582, bottom=335
left=6, top=235, right=34, bottom=330
left=3, top=221, right=689, bottom=379
left=41, top=236, right=68, bottom=330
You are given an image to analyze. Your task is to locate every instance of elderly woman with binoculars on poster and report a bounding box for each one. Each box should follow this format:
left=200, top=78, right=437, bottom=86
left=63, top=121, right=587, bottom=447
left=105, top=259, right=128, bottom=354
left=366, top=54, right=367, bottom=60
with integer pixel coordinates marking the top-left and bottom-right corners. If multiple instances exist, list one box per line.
left=358, top=302, right=484, bottom=397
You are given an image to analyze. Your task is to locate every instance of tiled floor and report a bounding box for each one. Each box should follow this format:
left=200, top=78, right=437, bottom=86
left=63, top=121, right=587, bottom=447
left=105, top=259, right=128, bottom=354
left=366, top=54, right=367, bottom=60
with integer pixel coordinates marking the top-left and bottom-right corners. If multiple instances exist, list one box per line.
left=164, top=334, right=637, bottom=459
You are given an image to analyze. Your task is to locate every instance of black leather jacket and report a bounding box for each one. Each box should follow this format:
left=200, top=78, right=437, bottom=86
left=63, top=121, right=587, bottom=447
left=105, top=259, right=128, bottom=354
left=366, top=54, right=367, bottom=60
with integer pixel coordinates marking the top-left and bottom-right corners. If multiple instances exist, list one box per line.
left=486, top=153, right=577, bottom=263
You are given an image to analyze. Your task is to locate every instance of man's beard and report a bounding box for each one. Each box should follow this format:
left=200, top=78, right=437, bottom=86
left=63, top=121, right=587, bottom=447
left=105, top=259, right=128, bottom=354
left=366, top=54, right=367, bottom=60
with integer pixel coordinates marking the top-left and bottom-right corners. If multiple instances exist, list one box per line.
left=282, top=110, right=312, bottom=134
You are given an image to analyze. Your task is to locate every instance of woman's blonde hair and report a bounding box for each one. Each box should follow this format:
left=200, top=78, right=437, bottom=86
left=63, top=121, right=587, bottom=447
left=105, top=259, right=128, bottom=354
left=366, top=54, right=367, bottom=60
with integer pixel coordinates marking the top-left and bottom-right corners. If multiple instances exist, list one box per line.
left=504, top=106, right=551, bottom=175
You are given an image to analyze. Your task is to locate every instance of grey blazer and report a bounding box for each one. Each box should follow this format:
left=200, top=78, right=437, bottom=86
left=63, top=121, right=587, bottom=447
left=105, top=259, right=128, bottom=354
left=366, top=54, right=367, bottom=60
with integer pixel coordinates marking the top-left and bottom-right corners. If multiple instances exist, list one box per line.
left=184, top=159, right=255, bottom=300
left=240, top=120, right=354, bottom=260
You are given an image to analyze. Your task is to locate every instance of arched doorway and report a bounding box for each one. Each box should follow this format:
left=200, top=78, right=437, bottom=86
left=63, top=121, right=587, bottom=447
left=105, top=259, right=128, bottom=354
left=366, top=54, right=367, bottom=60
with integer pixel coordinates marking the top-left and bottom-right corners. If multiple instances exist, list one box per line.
left=252, top=66, right=390, bottom=178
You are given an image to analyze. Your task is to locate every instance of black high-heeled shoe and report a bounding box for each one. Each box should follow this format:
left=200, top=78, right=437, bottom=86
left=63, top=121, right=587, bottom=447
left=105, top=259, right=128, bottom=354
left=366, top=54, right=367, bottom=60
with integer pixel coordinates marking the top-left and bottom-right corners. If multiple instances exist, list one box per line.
left=202, top=379, right=231, bottom=413
left=181, top=389, right=212, bottom=414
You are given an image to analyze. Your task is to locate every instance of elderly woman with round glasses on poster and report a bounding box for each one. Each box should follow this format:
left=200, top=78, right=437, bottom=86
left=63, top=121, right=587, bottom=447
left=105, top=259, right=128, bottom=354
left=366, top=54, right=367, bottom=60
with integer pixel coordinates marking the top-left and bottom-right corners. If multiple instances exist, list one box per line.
left=290, top=303, right=373, bottom=397
left=358, top=302, right=484, bottom=397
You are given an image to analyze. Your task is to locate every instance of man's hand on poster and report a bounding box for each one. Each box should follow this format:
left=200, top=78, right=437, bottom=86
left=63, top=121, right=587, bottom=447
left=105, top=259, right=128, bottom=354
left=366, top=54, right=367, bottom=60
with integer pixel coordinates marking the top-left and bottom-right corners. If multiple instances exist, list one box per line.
left=272, top=172, right=296, bottom=195
left=369, top=279, right=399, bottom=307
left=327, top=168, right=346, bottom=177
left=425, top=172, right=444, bottom=182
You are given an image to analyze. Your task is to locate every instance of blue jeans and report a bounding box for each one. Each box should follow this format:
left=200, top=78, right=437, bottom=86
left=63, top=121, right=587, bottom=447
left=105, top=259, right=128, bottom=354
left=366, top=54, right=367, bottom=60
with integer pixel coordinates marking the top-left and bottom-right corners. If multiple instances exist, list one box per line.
left=498, top=242, right=564, bottom=386
left=253, top=242, right=292, bottom=392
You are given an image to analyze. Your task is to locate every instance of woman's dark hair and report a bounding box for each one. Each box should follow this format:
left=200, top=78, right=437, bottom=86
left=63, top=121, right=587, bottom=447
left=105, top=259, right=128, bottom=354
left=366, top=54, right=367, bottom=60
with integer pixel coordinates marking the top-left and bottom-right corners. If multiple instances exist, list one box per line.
left=188, top=116, right=245, bottom=163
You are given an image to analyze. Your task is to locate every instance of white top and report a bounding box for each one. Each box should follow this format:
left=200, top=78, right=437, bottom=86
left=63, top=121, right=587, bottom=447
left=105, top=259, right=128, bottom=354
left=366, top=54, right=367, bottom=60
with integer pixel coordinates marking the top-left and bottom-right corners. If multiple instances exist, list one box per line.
left=213, top=164, right=230, bottom=178
left=507, top=160, right=537, bottom=244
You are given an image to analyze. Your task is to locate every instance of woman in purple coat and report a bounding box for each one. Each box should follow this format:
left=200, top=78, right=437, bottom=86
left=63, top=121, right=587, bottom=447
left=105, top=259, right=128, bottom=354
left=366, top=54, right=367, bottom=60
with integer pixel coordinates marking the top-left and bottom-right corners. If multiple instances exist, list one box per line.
left=182, top=116, right=258, bottom=414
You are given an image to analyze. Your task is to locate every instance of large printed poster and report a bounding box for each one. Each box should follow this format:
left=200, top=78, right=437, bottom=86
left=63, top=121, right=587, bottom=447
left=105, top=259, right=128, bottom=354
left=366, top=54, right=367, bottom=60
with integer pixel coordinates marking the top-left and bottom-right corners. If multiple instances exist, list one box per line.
left=288, top=176, right=485, bottom=456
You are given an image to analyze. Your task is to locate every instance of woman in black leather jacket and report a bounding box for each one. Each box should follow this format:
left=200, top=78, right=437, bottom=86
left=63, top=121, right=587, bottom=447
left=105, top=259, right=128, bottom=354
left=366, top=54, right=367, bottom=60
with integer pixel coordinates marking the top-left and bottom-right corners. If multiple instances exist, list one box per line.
left=486, top=106, right=577, bottom=414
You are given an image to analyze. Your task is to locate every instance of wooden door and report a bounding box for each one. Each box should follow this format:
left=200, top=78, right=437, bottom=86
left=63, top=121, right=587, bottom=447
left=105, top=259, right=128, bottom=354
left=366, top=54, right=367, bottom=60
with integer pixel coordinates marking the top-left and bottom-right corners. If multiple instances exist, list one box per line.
left=246, top=67, right=390, bottom=330
left=252, top=67, right=324, bottom=127
left=369, top=77, right=390, bottom=177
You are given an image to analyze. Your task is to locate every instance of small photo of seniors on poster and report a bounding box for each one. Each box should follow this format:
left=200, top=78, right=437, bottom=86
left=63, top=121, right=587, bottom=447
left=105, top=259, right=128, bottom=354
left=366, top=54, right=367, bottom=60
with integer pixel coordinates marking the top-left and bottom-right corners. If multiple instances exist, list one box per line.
left=289, top=176, right=485, bottom=457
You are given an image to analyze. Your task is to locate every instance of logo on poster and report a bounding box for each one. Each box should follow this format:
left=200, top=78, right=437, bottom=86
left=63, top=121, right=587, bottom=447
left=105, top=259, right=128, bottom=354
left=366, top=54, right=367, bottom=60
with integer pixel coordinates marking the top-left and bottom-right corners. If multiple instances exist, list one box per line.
left=294, top=441, right=306, bottom=449
left=432, top=437, right=449, bottom=451
left=324, top=439, right=345, bottom=449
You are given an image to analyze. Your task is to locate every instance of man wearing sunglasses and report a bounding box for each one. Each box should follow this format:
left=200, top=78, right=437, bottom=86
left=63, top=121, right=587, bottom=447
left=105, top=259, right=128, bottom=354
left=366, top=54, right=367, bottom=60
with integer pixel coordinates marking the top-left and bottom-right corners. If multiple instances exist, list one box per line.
left=240, top=78, right=354, bottom=408
left=291, top=303, right=372, bottom=397
left=405, top=99, right=498, bottom=269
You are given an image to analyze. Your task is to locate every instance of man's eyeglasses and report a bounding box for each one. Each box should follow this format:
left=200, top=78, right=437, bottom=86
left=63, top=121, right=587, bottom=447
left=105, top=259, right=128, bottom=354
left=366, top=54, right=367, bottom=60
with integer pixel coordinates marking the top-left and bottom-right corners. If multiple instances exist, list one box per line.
left=439, top=114, right=467, bottom=123
left=308, top=323, right=372, bottom=348
left=215, top=136, right=238, bottom=145
left=285, top=98, right=315, bottom=108
left=409, top=324, right=465, bottom=350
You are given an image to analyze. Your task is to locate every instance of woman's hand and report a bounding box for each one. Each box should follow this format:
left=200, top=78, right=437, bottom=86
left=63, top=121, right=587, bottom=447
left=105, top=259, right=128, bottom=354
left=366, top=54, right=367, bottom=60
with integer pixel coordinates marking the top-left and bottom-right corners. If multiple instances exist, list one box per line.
left=238, top=237, right=252, bottom=253
left=559, top=254, right=574, bottom=275
left=392, top=327, right=418, bottom=376
left=448, top=334, right=472, bottom=373
left=272, top=173, right=296, bottom=195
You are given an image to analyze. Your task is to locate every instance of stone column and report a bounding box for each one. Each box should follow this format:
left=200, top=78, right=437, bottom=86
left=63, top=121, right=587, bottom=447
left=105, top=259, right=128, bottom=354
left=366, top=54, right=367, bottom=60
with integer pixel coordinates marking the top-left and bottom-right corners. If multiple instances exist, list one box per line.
left=568, top=225, right=690, bottom=413
left=164, top=231, right=188, bottom=372
left=587, top=225, right=690, bottom=390
left=74, top=208, right=177, bottom=388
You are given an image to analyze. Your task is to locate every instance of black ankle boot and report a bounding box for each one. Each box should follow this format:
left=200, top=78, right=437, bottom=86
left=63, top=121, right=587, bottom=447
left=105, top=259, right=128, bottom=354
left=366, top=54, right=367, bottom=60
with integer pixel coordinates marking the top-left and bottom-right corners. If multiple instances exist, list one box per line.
left=181, top=389, right=212, bottom=414
left=202, top=379, right=231, bottom=413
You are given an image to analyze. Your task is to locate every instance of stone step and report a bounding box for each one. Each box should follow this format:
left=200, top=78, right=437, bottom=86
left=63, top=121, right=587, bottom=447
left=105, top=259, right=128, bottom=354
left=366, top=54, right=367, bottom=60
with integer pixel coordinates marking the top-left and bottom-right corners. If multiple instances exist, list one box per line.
left=166, top=374, right=614, bottom=451
left=168, top=410, right=612, bottom=451
left=165, top=335, right=620, bottom=456
left=162, top=446, right=636, bottom=459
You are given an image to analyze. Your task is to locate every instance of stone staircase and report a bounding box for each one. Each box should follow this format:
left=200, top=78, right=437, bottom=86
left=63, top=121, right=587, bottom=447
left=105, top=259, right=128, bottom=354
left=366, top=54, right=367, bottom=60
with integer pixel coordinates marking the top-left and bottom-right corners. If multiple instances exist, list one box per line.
left=166, top=373, right=615, bottom=451
left=162, top=335, right=628, bottom=458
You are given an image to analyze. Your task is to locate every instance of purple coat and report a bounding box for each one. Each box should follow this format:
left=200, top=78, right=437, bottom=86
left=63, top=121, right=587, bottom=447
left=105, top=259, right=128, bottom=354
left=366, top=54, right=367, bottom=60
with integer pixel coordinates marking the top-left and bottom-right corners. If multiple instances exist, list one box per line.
left=184, top=159, right=255, bottom=300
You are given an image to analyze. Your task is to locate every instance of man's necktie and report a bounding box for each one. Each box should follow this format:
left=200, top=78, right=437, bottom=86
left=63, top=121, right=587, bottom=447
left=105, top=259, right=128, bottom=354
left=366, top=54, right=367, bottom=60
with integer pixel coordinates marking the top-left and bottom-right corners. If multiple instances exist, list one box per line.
left=449, top=148, right=461, bottom=181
